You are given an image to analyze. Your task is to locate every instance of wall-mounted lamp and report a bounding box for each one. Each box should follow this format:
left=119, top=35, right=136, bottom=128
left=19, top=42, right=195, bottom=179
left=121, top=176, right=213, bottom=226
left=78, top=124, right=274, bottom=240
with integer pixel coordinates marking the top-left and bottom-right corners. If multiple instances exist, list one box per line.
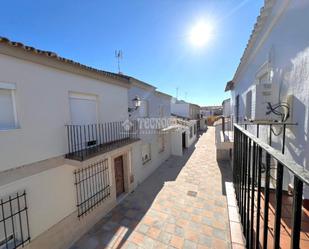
left=128, top=96, right=141, bottom=113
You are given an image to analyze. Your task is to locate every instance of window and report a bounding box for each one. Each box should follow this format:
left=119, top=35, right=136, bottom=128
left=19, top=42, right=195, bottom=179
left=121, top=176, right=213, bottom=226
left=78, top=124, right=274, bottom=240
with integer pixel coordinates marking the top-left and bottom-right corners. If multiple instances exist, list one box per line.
left=246, top=90, right=252, bottom=120
left=74, top=159, right=110, bottom=217
left=139, top=100, right=149, bottom=117
left=158, top=134, right=165, bottom=153
left=69, top=92, right=98, bottom=125
left=0, top=83, right=18, bottom=130
left=235, top=95, right=240, bottom=123
left=190, top=127, right=193, bottom=138
left=194, top=124, right=197, bottom=135
left=142, top=143, right=151, bottom=164
left=0, top=191, right=30, bottom=248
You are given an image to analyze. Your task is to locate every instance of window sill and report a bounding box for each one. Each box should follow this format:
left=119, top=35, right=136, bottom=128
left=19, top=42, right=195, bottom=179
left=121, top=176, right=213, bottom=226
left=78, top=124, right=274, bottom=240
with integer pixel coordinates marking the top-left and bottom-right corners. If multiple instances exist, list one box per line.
left=0, top=126, right=21, bottom=132
left=142, top=158, right=151, bottom=165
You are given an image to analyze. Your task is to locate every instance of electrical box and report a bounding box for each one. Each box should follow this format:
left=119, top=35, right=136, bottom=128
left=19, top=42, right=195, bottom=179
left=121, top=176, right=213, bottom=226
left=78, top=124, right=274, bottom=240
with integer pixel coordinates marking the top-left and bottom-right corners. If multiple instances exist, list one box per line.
left=250, top=83, right=276, bottom=121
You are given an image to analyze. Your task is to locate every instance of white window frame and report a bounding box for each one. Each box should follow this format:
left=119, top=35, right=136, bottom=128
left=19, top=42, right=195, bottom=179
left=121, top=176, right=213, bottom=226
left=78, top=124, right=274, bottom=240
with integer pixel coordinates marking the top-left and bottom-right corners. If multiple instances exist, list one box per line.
left=256, top=61, right=272, bottom=85
left=68, top=92, right=99, bottom=125
left=141, top=143, right=151, bottom=164
left=0, top=82, right=18, bottom=130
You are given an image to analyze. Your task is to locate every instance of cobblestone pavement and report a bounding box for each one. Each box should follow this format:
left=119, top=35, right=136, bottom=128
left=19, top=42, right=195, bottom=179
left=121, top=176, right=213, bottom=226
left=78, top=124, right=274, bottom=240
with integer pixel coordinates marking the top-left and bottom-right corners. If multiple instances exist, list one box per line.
left=71, top=127, right=233, bottom=249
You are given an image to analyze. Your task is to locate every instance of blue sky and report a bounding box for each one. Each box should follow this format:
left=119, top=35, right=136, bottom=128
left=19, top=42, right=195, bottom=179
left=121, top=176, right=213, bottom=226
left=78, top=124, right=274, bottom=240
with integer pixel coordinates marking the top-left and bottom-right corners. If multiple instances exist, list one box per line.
left=0, top=0, right=262, bottom=106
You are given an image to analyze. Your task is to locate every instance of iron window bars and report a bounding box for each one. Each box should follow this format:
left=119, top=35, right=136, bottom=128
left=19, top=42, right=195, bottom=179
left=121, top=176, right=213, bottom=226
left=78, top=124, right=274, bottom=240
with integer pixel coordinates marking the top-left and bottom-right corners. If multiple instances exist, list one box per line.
left=74, top=159, right=110, bottom=218
left=0, top=191, right=30, bottom=249
left=233, top=124, right=309, bottom=249
left=66, top=120, right=139, bottom=161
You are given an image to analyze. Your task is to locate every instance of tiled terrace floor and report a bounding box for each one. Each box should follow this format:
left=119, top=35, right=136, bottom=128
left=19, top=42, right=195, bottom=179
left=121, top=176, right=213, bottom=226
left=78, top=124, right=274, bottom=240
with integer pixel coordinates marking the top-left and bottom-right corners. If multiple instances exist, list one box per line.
left=71, top=127, right=233, bottom=249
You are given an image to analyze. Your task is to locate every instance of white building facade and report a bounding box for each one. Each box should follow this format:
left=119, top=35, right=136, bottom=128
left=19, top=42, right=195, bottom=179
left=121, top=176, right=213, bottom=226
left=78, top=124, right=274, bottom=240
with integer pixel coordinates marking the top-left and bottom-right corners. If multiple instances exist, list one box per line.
left=0, top=37, right=144, bottom=249
left=128, top=78, right=173, bottom=184
left=171, top=99, right=200, bottom=120
left=222, top=98, right=231, bottom=118
left=225, top=0, right=309, bottom=198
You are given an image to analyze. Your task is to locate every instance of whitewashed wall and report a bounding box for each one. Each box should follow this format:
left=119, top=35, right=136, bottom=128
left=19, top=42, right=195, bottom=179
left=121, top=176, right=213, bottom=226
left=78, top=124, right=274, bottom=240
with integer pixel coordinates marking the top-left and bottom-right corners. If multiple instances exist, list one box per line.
left=0, top=54, right=129, bottom=172
left=230, top=0, right=309, bottom=197
left=0, top=165, right=76, bottom=239
left=223, top=99, right=231, bottom=117
left=171, top=103, right=189, bottom=118
left=171, top=130, right=183, bottom=156
left=186, top=121, right=198, bottom=148
left=128, top=85, right=172, bottom=185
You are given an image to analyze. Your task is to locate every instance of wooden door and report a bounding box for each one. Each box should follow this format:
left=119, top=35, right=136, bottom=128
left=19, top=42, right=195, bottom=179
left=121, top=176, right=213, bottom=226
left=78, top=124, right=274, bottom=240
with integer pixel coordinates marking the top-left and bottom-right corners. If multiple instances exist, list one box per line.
left=114, top=156, right=125, bottom=197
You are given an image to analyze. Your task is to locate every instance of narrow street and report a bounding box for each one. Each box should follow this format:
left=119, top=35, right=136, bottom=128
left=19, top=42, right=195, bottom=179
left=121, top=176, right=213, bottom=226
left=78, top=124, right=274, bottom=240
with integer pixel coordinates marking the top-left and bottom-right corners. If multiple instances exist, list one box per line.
left=72, top=127, right=233, bottom=249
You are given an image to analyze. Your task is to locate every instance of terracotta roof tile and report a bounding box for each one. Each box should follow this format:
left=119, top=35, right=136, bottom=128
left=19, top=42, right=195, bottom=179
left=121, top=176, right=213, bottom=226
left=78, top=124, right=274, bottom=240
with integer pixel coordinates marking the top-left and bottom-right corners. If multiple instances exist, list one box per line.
left=0, top=36, right=130, bottom=83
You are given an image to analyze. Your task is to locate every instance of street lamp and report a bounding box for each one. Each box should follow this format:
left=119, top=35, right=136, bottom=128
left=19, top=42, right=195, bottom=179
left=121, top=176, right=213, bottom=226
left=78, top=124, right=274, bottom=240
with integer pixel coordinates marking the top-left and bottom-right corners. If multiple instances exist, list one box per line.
left=128, top=96, right=141, bottom=113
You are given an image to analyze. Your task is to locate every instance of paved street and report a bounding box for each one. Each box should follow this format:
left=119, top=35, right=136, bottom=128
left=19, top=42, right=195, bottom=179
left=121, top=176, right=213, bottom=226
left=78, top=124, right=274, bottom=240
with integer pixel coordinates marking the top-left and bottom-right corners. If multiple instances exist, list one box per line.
left=71, top=127, right=233, bottom=249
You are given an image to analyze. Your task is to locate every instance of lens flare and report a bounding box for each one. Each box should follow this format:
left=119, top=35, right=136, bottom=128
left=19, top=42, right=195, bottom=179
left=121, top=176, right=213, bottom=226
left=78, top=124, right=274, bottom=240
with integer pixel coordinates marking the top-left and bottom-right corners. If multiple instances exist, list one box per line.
left=189, top=21, right=214, bottom=47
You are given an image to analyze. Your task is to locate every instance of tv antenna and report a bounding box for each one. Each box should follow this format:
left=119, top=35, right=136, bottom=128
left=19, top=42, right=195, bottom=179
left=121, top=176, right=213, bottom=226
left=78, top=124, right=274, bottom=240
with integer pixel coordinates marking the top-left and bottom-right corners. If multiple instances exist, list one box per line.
left=115, top=50, right=123, bottom=74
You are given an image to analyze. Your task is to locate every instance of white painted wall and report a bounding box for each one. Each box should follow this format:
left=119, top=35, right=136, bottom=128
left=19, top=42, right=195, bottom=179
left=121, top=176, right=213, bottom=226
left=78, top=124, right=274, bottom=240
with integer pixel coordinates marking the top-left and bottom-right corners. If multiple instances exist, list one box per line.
left=171, top=103, right=189, bottom=118
left=0, top=54, right=129, bottom=171
left=223, top=99, right=231, bottom=117
left=0, top=165, right=76, bottom=239
left=230, top=0, right=309, bottom=197
left=128, top=85, right=172, bottom=185
left=171, top=130, right=184, bottom=156
left=186, top=121, right=198, bottom=148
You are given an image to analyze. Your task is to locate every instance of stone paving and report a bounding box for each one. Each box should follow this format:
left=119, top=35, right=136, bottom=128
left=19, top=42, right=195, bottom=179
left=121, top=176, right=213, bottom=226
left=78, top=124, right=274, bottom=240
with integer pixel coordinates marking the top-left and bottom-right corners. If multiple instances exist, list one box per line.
left=71, top=127, right=233, bottom=249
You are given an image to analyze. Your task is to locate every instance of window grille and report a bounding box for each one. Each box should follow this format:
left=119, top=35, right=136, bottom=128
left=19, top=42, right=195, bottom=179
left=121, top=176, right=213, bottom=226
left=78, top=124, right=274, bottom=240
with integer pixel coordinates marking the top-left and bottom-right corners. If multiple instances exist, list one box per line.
left=74, top=159, right=110, bottom=218
left=0, top=191, right=30, bottom=249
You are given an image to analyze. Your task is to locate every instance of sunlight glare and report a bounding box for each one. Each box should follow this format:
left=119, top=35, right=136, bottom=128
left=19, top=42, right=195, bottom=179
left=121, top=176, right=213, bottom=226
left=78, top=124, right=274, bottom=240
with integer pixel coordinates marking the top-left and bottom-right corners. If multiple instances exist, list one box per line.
left=189, top=21, right=214, bottom=47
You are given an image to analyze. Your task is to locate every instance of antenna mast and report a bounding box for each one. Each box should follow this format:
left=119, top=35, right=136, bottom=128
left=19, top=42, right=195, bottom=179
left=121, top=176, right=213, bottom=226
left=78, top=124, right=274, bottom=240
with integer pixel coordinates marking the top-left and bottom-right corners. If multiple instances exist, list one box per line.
left=115, top=50, right=123, bottom=74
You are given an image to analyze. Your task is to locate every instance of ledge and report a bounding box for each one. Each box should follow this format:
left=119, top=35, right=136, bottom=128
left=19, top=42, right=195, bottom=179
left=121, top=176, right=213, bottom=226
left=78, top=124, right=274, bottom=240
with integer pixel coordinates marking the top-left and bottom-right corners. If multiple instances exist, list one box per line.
left=65, top=138, right=140, bottom=162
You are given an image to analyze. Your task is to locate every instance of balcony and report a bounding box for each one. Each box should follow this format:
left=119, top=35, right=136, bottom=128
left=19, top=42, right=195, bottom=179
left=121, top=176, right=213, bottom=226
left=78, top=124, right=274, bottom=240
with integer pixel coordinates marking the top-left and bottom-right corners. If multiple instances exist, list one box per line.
left=233, top=123, right=309, bottom=248
left=65, top=120, right=139, bottom=161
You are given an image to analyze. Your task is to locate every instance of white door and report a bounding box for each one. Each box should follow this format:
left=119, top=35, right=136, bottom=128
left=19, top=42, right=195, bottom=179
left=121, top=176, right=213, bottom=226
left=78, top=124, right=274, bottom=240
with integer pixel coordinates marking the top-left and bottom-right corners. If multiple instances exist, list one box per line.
left=69, top=93, right=98, bottom=125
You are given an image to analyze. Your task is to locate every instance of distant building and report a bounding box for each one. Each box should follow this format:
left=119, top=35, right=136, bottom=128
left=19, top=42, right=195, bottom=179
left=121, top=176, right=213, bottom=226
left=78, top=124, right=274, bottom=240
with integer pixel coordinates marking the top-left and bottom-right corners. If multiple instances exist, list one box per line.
left=170, top=98, right=200, bottom=120
left=222, top=98, right=231, bottom=117
left=200, top=105, right=223, bottom=118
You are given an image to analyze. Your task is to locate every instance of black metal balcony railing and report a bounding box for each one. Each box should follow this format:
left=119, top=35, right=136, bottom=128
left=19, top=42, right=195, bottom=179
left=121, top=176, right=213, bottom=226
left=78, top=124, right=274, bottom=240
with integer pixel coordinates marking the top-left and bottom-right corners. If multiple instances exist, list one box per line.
left=65, top=120, right=139, bottom=161
left=233, top=124, right=309, bottom=249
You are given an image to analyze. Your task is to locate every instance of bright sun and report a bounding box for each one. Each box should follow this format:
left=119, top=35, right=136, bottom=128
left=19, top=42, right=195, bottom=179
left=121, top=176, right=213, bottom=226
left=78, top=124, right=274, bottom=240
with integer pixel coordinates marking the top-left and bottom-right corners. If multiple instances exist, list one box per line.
left=189, top=21, right=214, bottom=47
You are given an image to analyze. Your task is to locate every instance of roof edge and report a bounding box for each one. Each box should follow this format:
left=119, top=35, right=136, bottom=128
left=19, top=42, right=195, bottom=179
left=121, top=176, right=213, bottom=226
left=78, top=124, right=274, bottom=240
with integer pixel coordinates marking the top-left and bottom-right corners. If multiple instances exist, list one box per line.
left=232, top=0, right=277, bottom=86
left=0, top=37, right=130, bottom=88
left=129, top=77, right=156, bottom=90
left=155, top=90, right=172, bottom=99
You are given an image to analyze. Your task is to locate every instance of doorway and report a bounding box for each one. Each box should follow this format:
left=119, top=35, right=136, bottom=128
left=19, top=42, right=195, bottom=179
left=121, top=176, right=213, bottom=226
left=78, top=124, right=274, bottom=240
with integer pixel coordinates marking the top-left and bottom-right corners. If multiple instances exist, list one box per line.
left=114, top=156, right=125, bottom=197
left=182, top=132, right=186, bottom=148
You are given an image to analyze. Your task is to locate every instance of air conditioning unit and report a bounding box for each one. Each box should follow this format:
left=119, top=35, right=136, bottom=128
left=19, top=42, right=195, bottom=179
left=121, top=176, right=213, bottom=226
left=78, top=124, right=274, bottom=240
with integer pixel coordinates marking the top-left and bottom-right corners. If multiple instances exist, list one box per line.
left=249, top=82, right=276, bottom=121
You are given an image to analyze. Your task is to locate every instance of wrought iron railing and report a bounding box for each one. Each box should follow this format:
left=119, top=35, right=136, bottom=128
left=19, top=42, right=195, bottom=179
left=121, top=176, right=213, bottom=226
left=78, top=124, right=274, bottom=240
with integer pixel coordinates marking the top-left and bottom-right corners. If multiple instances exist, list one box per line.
left=233, top=123, right=309, bottom=249
left=74, top=159, right=110, bottom=218
left=238, top=121, right=297, bottom=151
left=0, top=191, right=30, bottom=249
left=65, top=120, right=139, bottom=160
